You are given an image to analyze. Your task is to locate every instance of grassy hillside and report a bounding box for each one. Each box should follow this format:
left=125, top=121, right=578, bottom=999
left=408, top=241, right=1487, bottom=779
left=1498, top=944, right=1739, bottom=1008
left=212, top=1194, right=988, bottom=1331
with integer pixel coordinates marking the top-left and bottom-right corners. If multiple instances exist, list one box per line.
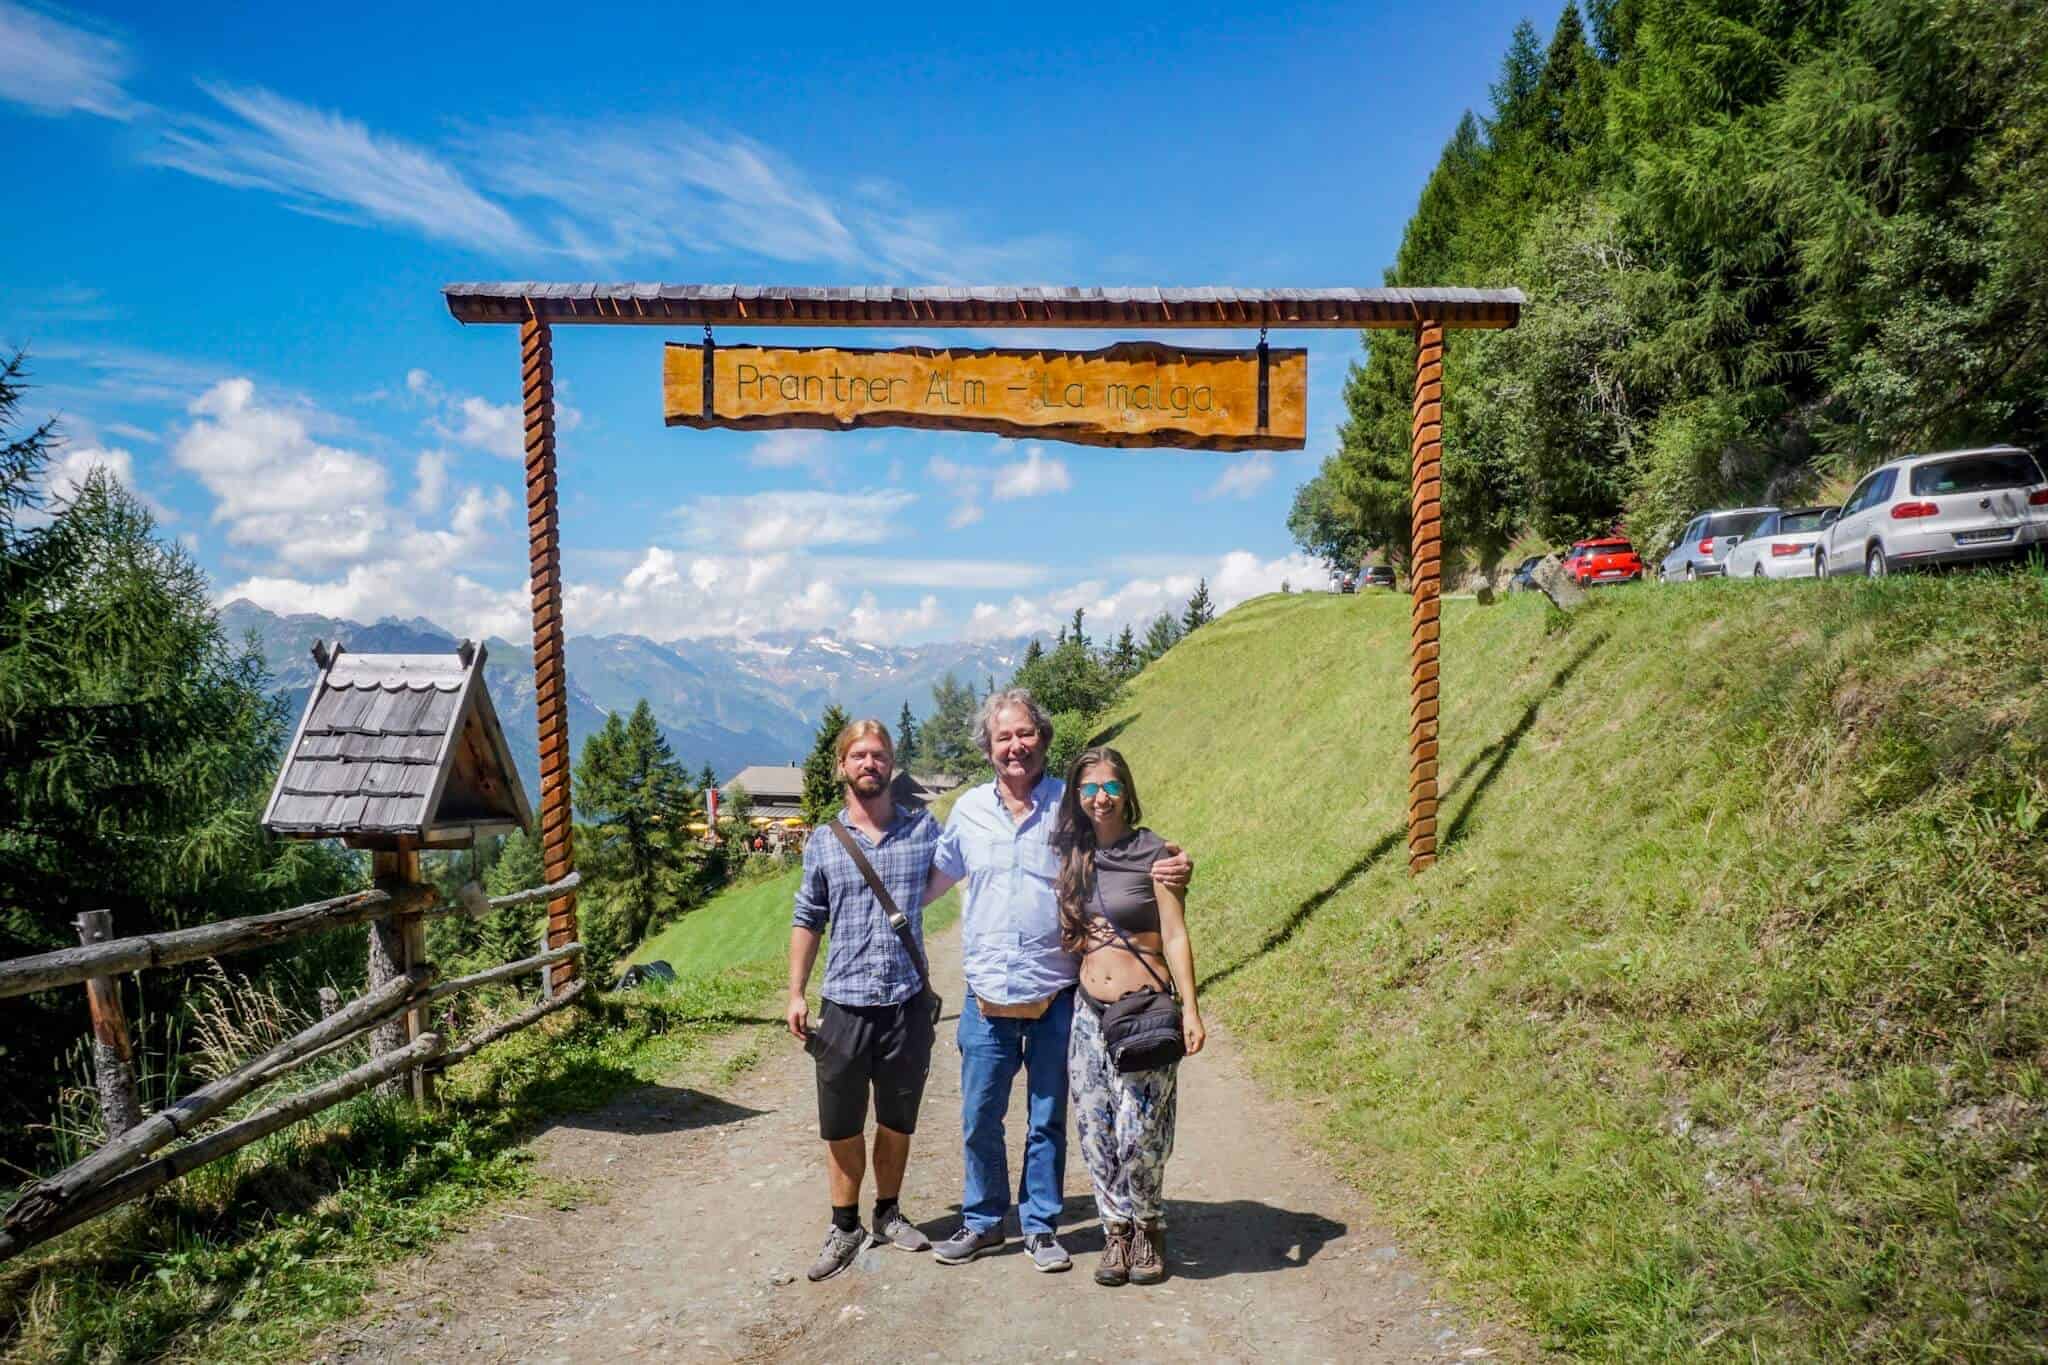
left=1104, top=576, right=2046, bottom=1360
left=631, top=863, right=961, bottom=980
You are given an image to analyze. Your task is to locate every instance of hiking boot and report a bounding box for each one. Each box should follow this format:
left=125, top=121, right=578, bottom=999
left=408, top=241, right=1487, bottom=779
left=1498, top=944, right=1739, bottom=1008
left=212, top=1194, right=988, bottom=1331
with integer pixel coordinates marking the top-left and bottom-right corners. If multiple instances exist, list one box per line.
left=871, top=1206, right=931, bottom=1252
left=807, top=1223, right=868, bottom=1282
left=932, top=1224, right=1005, bottom=1264
left=1128, top=1221, right=1166, bottom=1284
left=1095, top=1221, right=1133, bottom=1286
left=1024, top=1232, right=1072, bottom=1273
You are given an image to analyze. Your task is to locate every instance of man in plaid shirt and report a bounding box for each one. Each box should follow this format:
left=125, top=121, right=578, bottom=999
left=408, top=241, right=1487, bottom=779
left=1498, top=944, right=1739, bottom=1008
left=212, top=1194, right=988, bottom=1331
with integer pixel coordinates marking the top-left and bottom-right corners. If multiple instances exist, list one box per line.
left=786, top=718, right=941, bottom=1281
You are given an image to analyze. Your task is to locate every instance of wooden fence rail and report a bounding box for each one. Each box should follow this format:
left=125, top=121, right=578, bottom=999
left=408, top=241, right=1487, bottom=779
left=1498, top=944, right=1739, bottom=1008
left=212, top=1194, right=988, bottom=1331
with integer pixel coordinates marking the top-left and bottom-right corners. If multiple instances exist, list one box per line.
left=0, top=872, right=579, bottom=1001
left=0, top=873, right=590, bottom=1266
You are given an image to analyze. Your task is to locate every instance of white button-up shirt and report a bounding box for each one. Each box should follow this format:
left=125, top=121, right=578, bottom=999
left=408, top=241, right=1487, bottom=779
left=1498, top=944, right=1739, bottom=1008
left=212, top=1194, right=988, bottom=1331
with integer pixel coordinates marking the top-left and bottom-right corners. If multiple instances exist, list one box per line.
left=933, top=773, right=1076, bottom=1005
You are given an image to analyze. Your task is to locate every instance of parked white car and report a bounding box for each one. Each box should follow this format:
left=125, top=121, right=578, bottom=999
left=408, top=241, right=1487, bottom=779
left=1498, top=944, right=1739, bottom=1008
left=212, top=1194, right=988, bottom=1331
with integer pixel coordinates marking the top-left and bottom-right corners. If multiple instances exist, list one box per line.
left=1722, top=506, right=1838, bottom=580
left=1815, top=446, right=2048, bottom=578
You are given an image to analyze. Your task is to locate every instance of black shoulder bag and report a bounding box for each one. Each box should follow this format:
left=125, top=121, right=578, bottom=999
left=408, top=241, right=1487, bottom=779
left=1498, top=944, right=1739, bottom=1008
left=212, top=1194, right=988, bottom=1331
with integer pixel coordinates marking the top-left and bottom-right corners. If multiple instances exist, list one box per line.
left=1090, top=878, right=1186, bottom=1073
left=826, top=820, right=943, bottom=1028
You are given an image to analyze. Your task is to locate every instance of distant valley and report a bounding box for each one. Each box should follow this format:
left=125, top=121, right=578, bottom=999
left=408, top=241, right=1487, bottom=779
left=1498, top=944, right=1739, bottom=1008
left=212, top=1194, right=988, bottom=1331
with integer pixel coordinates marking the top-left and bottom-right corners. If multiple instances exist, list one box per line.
left=221, top=600, right=1026, bottom=797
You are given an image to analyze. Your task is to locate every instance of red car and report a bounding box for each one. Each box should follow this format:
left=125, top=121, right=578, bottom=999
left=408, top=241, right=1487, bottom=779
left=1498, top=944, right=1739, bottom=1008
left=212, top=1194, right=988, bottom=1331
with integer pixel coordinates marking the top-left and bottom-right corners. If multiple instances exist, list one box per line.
left=1566, top=536, right=1645, bottom=585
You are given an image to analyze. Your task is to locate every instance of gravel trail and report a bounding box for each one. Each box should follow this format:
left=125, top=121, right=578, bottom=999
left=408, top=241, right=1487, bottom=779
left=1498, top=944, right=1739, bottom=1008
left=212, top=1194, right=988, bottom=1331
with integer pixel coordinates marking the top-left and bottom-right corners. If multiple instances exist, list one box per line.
left=319, top=926, right=1515, bottom=1363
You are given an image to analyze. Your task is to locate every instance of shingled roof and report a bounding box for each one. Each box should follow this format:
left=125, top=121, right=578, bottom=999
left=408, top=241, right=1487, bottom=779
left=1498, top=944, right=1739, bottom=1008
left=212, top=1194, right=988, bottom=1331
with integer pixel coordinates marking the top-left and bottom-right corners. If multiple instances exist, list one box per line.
left=262, top=641, right=532, bottom=848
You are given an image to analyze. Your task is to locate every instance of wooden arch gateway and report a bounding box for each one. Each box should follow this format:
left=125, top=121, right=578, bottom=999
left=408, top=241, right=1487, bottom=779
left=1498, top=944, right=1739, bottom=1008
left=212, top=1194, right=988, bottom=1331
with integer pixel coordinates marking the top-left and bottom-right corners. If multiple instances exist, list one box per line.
left=443, top=283, right=1525, bottom=989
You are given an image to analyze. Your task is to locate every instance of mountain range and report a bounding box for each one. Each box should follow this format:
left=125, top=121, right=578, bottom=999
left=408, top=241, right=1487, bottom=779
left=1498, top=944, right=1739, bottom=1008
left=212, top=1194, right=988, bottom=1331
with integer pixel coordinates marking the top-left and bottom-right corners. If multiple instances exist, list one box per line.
left=219, top=600, right=1027, bottom=798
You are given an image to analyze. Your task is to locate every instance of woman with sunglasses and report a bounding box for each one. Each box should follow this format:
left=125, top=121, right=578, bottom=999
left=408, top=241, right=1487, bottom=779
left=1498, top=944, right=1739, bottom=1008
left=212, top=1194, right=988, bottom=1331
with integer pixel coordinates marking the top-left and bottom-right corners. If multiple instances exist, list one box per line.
left=1053, top=746, right=1205, bottom=1287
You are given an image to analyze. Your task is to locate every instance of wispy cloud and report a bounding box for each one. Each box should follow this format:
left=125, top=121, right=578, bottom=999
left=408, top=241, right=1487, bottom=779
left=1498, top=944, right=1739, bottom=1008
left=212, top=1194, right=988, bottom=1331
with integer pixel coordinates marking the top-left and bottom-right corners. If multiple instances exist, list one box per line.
left=0, top=2, right=137, bottom=120
left=150, top=82, right=538, bottom=254
left=1200, top=453, right=1274, bottom=500
left=676, top=488, right=917, bottom=553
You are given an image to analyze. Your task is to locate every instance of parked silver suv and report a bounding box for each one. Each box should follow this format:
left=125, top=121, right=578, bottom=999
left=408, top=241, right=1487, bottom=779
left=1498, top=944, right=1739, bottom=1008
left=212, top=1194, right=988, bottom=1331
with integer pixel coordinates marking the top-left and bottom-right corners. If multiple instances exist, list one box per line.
left=1658, top=507, right=1777, bottom=582
left=1814, top=446, right=2048, bottom=578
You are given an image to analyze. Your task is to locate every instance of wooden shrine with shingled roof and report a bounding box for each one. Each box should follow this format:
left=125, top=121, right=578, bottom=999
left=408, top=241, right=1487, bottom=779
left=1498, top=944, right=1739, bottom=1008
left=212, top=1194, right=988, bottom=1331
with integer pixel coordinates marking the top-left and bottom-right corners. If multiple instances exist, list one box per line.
left=264, top=639, right=532, bottom=851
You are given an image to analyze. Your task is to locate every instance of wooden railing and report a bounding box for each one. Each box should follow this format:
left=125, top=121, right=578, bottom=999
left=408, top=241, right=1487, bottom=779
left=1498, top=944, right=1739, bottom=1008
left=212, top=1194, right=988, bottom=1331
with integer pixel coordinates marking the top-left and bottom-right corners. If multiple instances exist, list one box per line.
left=0, top=872, right=586, bottom=1263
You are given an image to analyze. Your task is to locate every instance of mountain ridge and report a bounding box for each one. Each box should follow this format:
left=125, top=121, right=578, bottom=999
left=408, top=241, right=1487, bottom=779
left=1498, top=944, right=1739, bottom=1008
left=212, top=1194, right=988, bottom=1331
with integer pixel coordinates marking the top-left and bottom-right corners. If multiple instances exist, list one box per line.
left=219, top=599, right=1026, bottom=796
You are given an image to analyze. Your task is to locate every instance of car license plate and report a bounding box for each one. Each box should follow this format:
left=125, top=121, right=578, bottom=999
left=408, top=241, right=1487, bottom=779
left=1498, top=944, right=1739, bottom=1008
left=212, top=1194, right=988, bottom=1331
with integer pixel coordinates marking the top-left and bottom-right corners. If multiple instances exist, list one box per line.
left=1955, top=528, right=2016, bottom=545
left=1598, top=570, right=1624, bottom=578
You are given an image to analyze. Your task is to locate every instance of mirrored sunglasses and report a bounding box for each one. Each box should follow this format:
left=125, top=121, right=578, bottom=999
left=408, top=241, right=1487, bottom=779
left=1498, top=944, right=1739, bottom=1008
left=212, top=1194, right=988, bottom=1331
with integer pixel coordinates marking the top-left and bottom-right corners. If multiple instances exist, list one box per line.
left=1077, top=780, right=1125, bottom=799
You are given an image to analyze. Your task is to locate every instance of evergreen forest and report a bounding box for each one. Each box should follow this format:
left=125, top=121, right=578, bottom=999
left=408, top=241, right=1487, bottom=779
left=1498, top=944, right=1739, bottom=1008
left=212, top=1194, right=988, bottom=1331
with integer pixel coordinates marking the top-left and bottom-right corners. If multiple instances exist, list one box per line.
left=1294, top=0, right=2048, bottom=574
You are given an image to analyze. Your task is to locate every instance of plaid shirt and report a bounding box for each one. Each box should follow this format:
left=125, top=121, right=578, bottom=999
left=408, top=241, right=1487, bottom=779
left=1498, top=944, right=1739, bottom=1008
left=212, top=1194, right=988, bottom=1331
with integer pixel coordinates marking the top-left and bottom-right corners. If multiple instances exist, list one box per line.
left=792, top=804, right=940, bottom=1007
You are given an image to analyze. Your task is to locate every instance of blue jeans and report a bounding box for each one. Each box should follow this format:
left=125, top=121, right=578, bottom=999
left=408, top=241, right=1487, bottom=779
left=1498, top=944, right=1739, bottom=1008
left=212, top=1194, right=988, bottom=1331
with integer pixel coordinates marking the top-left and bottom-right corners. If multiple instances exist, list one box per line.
left=957, top=988, right=1073, bottom=1236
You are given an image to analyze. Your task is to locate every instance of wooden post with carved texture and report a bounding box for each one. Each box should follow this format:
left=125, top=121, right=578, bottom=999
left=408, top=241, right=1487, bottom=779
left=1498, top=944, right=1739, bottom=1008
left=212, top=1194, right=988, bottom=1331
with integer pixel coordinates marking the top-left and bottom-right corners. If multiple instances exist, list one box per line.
left=73, top=911, right=142, bottom=1139
left=522, top=318, right=579, bottom=992
left=1407, top=320, right=1445, bottom=874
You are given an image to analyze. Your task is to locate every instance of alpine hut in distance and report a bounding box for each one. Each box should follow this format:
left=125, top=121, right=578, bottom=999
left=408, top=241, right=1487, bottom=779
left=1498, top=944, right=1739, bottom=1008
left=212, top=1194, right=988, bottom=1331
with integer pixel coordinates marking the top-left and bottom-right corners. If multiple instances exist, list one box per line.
left=262, top=640, right=532, bottom=850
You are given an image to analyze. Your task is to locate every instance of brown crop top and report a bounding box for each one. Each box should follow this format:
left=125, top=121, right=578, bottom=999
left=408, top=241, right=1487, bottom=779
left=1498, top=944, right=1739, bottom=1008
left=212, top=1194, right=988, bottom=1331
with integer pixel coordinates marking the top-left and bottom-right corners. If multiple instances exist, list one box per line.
left=1087, top=828, right=1168, bottom=935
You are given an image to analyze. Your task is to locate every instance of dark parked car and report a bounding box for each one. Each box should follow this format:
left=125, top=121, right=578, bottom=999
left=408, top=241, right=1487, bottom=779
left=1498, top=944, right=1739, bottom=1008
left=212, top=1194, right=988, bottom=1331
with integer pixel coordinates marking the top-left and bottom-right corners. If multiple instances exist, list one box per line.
left=1507, top=555, right=1544, bottom=592
left=1361, top=565, right=1397, bottom=589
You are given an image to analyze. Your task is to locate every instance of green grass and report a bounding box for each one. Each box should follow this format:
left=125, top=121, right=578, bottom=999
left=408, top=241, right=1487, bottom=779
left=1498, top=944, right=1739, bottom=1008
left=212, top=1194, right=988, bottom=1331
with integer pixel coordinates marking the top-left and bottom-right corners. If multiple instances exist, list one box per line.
left=0, top=963, right=782, bottom=1363
left=630, top=844, right=964, bottom=979
left=1094, top=572, right=2048, bottom=1361
left=631, top=867, right=806, bottom=972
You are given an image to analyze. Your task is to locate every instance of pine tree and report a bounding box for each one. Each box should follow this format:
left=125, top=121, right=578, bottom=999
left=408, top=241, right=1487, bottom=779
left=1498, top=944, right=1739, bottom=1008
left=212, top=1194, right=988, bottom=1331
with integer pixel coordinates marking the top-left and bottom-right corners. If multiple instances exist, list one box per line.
left=1023, top=638, right=1044, bottom=666
left=1111, top=625, right=1139, bottom=677
left=800, top=704, right=853, bottom=823
left=1181, top=579, right=1216, bottom=634
left=1141, top=612, right=1182, bottom=663
left=1069, top=608, right=1088, bottom=650
left=896, top=700, right=918, bottom=769
left=574, top=699, right=691, bottom=949
left=922, top=674, right=980, bottom=775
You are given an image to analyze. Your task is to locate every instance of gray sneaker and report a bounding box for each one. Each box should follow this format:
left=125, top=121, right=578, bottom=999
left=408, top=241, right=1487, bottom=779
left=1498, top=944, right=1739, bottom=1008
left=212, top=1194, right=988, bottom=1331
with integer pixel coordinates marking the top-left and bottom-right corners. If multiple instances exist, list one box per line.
left=871, top=1207, right=931, bottom=1252
left=806, top=1224, right=867, bottom=1282
left=931, top=1224, right=1005, bottom=1264
left=1024, top=1232, right=1072, bottom=1273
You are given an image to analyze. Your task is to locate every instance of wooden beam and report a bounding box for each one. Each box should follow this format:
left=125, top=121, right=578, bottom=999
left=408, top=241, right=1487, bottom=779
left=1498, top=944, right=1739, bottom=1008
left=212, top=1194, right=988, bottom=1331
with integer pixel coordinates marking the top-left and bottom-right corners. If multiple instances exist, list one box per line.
left=428, top=978, right=591, bottom=1071
left=1408, top=320, right=1445, bottom=874
left=522, top=318, right=579, bottom=993
left=73, top=911, right=141, bottom=1139
left=0, top=885, right=436, bottom=1000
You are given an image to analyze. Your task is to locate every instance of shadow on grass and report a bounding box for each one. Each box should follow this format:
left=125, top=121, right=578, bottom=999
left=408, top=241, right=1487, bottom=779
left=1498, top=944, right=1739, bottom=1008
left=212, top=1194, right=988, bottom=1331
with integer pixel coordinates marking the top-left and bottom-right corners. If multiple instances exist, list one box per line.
left=1088, top=712, right=1142, bottom=747
left=1198, top=633, right=1607, bottom=993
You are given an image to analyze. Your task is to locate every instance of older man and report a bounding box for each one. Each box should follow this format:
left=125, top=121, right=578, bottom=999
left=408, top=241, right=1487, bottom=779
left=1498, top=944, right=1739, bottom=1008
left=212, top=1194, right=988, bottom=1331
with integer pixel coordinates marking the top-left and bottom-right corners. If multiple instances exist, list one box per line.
left=921, top=688, right=1190, bottom=1271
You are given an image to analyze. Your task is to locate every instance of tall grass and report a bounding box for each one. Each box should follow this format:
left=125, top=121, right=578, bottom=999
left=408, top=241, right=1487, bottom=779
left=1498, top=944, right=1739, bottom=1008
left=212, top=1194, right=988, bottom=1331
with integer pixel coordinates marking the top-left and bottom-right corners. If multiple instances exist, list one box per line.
left=1097, top=572, right=2047, bottom=1360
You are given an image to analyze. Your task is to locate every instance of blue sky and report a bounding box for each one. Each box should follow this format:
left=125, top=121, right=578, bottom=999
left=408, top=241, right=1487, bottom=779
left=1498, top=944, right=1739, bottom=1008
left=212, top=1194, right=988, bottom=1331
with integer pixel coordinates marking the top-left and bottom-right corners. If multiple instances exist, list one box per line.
left=4, top=0, right=1533, bottom=645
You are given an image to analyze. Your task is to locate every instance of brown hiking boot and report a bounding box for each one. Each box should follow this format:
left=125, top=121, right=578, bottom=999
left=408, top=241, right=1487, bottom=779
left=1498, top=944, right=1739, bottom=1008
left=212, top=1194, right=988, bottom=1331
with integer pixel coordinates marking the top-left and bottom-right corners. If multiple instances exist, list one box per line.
left=1129, top=1221, right=1166, bottom=1284
left=1095, top=1221, right=1133, bottom=1286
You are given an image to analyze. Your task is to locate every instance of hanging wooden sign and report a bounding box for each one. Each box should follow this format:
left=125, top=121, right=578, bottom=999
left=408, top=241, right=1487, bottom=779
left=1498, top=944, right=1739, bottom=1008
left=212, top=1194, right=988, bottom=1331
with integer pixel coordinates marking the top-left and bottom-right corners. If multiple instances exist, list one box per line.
left=663, top=339, right=1306, bottom=451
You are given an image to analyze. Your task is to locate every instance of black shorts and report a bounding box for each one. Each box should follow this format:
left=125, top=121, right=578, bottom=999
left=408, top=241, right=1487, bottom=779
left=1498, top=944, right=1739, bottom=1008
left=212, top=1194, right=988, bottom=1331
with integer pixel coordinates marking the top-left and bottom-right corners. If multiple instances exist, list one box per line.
left=809, top=996, right=936, bottom=1141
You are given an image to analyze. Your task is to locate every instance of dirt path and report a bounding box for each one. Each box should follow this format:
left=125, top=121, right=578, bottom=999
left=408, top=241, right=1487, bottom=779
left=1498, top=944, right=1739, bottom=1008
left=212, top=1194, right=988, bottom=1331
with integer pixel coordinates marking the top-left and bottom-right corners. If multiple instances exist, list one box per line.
left=319, top=928, right=1514, bottom=1363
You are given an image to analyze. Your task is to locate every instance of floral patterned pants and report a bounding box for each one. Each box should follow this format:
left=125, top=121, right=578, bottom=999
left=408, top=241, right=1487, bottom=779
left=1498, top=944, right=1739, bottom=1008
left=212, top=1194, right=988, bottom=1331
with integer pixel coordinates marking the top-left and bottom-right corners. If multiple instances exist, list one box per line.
left=1068, top=996, right=1179, bottom=1226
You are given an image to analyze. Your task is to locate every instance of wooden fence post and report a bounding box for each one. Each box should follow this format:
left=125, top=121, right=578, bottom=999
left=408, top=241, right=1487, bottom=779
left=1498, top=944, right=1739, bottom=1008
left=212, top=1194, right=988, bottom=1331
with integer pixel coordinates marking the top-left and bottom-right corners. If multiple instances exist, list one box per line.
left=367, top=849, right=433, bottom=1105
left=73, top=911, right=142, bottom=1140
left=1408, top=319, right=1445, bottom=874
left=523, top=317, right=579, bottom=996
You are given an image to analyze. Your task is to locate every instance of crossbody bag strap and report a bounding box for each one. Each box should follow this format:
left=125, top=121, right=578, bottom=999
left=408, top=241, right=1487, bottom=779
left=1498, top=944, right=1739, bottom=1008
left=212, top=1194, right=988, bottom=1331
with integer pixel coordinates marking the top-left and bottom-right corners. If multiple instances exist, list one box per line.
left=1092, top=875, right=1178, bottom=1001
left=826, top=818, right=932, bottom=994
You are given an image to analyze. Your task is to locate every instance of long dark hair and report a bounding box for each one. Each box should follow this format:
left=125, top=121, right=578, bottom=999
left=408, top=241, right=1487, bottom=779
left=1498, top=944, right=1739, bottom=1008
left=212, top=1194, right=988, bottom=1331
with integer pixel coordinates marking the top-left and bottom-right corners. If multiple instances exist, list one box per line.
left=1053, top=746, right=1144, bottom=953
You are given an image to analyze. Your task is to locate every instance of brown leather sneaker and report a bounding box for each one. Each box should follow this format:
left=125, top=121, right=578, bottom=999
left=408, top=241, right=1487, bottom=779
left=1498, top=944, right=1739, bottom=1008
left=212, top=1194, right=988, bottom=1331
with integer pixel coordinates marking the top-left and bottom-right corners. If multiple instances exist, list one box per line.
left=1129, top=1221, right=1166, bottom=1284
left=1095, top=1221, right=1133, bottom=1286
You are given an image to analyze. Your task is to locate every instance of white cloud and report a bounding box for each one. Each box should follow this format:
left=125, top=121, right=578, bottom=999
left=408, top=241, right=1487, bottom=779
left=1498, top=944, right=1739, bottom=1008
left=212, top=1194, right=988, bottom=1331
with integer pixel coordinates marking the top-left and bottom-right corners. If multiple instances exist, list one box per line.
left=0, top=2, right=136, bottom=120
left=991, top=446, right=1071, bottom=501
left=748, top=429, right=833, bottom=476
left=676, top=489, right=915, bottom=553
left=406, top=367, right=577, bottom=460
left=174, top=379, right=390, bottom=565
left=43, top=443, right=135, bottom=503
left=961, top=549, right=1324, bottom=640
left=1201, top=454, right=1275, bottom=500
left=222, top=563, right=530, bottom=641
left=150, top=82, right=536, bottom=253
left=412, top=450, right=449, bottom=513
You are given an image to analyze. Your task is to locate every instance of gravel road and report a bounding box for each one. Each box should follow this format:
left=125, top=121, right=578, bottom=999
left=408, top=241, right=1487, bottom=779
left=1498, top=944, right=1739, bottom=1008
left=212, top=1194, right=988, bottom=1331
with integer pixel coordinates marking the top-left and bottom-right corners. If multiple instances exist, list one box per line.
left=318, top=926, right=1515, bottom=1363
